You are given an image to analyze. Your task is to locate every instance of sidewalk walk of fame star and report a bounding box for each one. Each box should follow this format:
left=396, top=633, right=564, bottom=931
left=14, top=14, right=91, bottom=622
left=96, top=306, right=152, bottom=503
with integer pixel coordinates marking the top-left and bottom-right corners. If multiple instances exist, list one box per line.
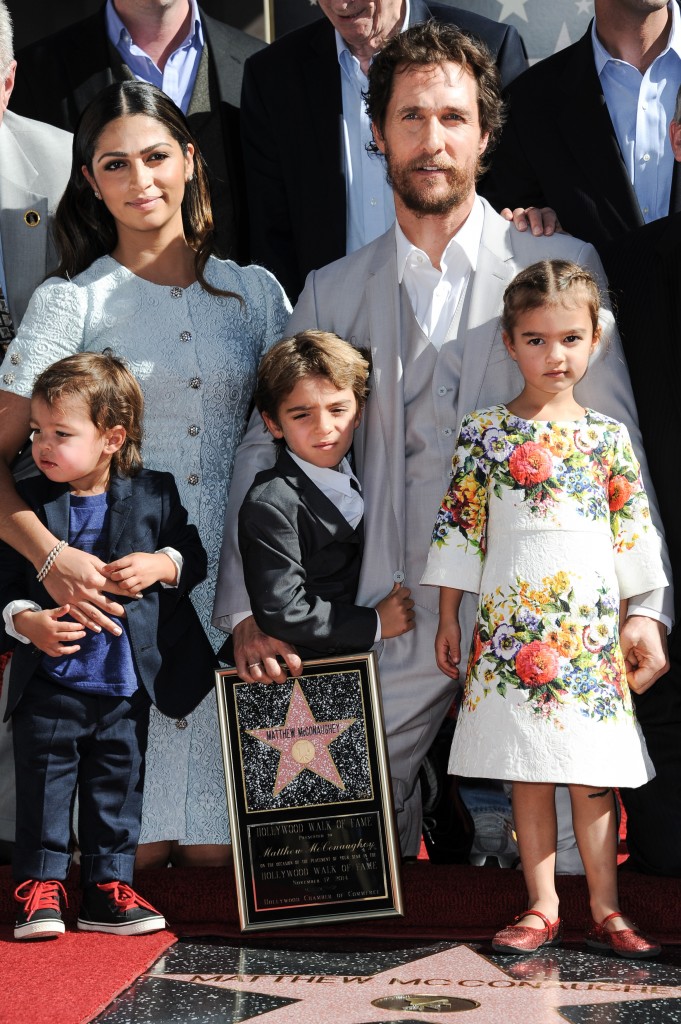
left=247, top=681, right=357, bottom=796
left=97, top=940, right=681, bottom=1023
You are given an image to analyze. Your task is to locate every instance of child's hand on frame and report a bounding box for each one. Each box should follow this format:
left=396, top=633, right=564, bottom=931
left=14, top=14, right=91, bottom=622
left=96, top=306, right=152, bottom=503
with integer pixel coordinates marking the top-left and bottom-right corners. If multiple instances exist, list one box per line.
left=102, top=552, right=177, bottom=596
left=375, top=582, right=415, bottom=638
left=435, top=617, right=461, bottom=680
left=14, top=606, right=86, bottom=657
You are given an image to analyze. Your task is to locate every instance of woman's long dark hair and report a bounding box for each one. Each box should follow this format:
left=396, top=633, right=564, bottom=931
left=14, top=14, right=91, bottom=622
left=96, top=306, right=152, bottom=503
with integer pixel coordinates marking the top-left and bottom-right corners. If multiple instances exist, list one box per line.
left=54, top=80, right=240, bottom=301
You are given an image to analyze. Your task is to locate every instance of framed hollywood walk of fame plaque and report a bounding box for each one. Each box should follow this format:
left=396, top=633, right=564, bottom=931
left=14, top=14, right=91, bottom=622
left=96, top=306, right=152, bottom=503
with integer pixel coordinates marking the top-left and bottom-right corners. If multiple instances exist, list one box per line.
left=215, top=651, right=403, bottom=931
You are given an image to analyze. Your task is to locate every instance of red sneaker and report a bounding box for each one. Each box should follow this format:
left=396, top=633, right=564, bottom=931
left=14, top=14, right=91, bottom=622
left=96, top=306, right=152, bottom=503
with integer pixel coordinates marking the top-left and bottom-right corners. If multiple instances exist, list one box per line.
left=14, top=879, right=67, bottom=940
left=77, top=881, right=166, bottom=935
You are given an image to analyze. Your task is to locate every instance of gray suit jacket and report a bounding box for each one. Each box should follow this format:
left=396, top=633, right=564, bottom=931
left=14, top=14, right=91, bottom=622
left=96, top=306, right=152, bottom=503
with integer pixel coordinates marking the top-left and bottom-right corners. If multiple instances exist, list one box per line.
left=213, top=199, right=671, bottom=633
left=0, top=110, right=71, bottom=326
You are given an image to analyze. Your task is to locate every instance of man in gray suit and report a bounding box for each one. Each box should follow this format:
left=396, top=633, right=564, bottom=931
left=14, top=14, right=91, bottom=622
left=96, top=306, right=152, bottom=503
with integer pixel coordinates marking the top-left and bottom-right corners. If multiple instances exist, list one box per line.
left=0, top=0, right=72, bottom=861
left=0, top=3, right=71, bottom=336
left=214, top=22, right=671, bottom=857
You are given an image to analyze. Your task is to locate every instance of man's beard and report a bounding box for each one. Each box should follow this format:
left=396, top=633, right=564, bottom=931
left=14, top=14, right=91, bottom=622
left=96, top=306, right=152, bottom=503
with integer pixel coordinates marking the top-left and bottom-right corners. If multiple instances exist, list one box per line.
left=384, top=148, right=478, bottom=216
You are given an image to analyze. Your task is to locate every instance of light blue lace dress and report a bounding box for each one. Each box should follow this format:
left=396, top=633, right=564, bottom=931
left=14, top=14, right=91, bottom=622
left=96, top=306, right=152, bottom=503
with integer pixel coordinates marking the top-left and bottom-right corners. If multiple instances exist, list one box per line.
left=0, top=255, right=291, bottom=844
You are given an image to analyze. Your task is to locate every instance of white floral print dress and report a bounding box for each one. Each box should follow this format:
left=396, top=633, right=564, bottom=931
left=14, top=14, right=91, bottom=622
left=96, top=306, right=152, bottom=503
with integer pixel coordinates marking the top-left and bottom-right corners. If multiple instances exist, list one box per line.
left=421, top=406, right=668, bottom=787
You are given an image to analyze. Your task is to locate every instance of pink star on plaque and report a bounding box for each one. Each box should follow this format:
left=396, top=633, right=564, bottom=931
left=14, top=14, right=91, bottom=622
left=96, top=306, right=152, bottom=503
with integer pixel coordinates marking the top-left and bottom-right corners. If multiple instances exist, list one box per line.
left=247, top=681, right=356, bottom=796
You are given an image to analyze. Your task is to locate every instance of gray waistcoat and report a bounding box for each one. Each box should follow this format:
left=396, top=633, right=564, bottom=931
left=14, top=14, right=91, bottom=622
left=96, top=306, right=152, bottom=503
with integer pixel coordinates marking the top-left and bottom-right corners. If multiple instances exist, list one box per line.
left=400, top=280, right=472, bottom=614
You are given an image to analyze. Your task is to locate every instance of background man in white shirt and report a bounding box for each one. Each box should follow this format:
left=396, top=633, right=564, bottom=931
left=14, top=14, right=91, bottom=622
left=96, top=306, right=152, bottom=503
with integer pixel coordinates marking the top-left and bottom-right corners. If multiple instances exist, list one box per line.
left=481, top=0, right=681, bottom=253
left=10, top=0, right=263, bottom=261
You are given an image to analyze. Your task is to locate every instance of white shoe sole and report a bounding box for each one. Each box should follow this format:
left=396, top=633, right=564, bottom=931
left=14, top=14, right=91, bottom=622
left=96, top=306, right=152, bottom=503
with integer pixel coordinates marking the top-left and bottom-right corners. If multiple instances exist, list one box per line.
left=14, top=919, right=65, bottom=940
left=76, top=915, right=166, bottom=936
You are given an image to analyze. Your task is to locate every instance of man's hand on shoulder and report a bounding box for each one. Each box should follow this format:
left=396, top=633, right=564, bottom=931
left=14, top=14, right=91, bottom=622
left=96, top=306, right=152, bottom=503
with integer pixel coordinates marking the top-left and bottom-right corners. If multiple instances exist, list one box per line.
left=233, top=615, right=302, bottom=683
left=501, top=206, right=564, bottom=237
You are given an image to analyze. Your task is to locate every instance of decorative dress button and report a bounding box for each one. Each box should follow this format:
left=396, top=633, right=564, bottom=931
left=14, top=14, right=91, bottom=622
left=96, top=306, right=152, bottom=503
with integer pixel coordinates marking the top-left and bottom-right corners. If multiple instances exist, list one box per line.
left=437, top=385, right=447, bottom=396
left=393, top=570, right=405, bottom=583
left=188, top=474, right=199, bottom=485
left=175, top=718, right=188, bottom=730
left=170, top=286, right=183, bottom=298
left=2, top=373, right=15, bottom=385
left=188, top=425, right=200, bottom=436
left=10, top=353, right=20, bottom=365
left=189, top=377, right=201, bottom=389
left=180, top=331, right=192, bottom=343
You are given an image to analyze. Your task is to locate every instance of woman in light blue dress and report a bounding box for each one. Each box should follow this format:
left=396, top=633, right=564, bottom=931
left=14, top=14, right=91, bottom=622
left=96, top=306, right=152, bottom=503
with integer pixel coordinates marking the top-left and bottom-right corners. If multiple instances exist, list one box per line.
left=0, top=81, right=290, bottom=867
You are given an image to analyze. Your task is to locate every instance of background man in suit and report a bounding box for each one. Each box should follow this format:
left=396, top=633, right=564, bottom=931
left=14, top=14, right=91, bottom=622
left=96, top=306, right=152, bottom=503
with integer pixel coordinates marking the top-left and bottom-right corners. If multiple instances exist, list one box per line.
left=599, top=90, right=681, bottom=876
left=481, top=0, right=681, bottom=253
left=214, top=21, right=671, bottom=857
left=0, top=0, right=71, bottom=863
left=0, top=1, right=70, bottom=336
left=240, top=0, right=528, bottom=300
left=9, top=0, right=263, bottom=261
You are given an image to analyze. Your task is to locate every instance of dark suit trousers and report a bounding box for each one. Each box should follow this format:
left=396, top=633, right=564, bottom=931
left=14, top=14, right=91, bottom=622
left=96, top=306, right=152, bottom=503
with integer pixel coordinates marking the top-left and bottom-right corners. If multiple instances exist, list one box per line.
left=620, top=642, right=681, bottom=876
left=12, top=673, right=150, bottom=886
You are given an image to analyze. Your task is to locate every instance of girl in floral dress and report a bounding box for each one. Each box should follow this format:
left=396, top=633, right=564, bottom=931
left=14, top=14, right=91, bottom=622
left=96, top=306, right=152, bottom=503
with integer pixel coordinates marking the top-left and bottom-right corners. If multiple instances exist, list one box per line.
left=421, top=260, right=668, bottom=959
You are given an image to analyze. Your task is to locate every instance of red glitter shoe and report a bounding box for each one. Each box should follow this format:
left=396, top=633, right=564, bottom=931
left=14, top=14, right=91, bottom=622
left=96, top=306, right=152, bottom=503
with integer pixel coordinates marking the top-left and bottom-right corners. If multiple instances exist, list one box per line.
left=492, top=910, right=562, bottom=953
left=585, top=912, right=661, bottom=959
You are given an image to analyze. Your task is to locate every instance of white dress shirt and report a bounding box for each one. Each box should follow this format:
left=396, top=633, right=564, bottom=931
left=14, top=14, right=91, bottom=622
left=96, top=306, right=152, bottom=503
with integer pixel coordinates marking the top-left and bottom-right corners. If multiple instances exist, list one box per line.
left=287, top=451, right=364, bottom=530
left=395, top=195, right=485, bottom=348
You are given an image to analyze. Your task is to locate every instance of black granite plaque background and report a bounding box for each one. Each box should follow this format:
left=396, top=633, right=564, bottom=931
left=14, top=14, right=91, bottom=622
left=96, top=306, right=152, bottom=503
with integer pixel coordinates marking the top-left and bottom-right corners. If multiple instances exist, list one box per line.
left=215, top=653, right=403, bottom=930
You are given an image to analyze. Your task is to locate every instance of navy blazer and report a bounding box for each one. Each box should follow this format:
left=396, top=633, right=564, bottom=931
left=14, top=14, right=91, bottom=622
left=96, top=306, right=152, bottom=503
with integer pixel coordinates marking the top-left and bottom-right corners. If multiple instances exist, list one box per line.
left=11, top=5, right=264, bottom=262
left=240, top=0, right=528, bottom=300
left=0, top=469, right=216, bottom=720
left=481, top=13, right=681, bottom=252
left=237, top=450, right=377, bottom=658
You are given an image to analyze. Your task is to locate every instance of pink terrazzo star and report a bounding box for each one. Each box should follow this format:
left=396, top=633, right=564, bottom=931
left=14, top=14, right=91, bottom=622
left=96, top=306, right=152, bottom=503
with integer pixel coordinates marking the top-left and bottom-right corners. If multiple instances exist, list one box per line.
left=163, top=943, right=680, bottom=1024
left=247, top=681, right=356, bottom=796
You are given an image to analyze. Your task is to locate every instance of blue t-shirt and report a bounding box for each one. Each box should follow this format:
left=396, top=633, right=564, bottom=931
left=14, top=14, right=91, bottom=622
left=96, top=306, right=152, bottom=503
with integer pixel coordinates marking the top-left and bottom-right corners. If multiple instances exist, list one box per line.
left=42, top=491, right=139, bottom=697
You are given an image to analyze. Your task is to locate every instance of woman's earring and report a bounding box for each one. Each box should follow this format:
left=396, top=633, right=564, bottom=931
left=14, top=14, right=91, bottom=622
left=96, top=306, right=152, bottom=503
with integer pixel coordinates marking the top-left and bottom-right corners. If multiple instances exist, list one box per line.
left=94, top=190, right=101, bottom=200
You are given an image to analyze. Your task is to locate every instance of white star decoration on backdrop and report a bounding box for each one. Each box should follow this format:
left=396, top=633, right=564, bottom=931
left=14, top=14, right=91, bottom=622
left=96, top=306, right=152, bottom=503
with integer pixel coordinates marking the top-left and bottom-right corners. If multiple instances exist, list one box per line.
left=576, top=0, right=593, bottom=14
left=496, top=0, right=529, bottom=22
left=161, top=944, right=681, bottom=1023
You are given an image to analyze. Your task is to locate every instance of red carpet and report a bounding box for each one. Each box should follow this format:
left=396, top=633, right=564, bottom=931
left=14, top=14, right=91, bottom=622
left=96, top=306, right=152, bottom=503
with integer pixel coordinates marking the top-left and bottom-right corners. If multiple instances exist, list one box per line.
left=1, top=862, right=680, bottom=1024
left=0, top=926, right=175, bottom=1024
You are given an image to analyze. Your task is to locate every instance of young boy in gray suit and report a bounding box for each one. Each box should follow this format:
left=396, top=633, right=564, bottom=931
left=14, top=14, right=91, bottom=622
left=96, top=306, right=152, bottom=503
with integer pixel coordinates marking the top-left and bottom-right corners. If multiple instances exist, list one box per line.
left=238, top=330, right=414, bottom=660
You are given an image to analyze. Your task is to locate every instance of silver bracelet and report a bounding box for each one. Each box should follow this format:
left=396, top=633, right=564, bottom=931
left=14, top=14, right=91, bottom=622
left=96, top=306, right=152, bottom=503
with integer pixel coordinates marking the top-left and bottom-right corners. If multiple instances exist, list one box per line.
left=36, top=540, right=68, bottom=583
